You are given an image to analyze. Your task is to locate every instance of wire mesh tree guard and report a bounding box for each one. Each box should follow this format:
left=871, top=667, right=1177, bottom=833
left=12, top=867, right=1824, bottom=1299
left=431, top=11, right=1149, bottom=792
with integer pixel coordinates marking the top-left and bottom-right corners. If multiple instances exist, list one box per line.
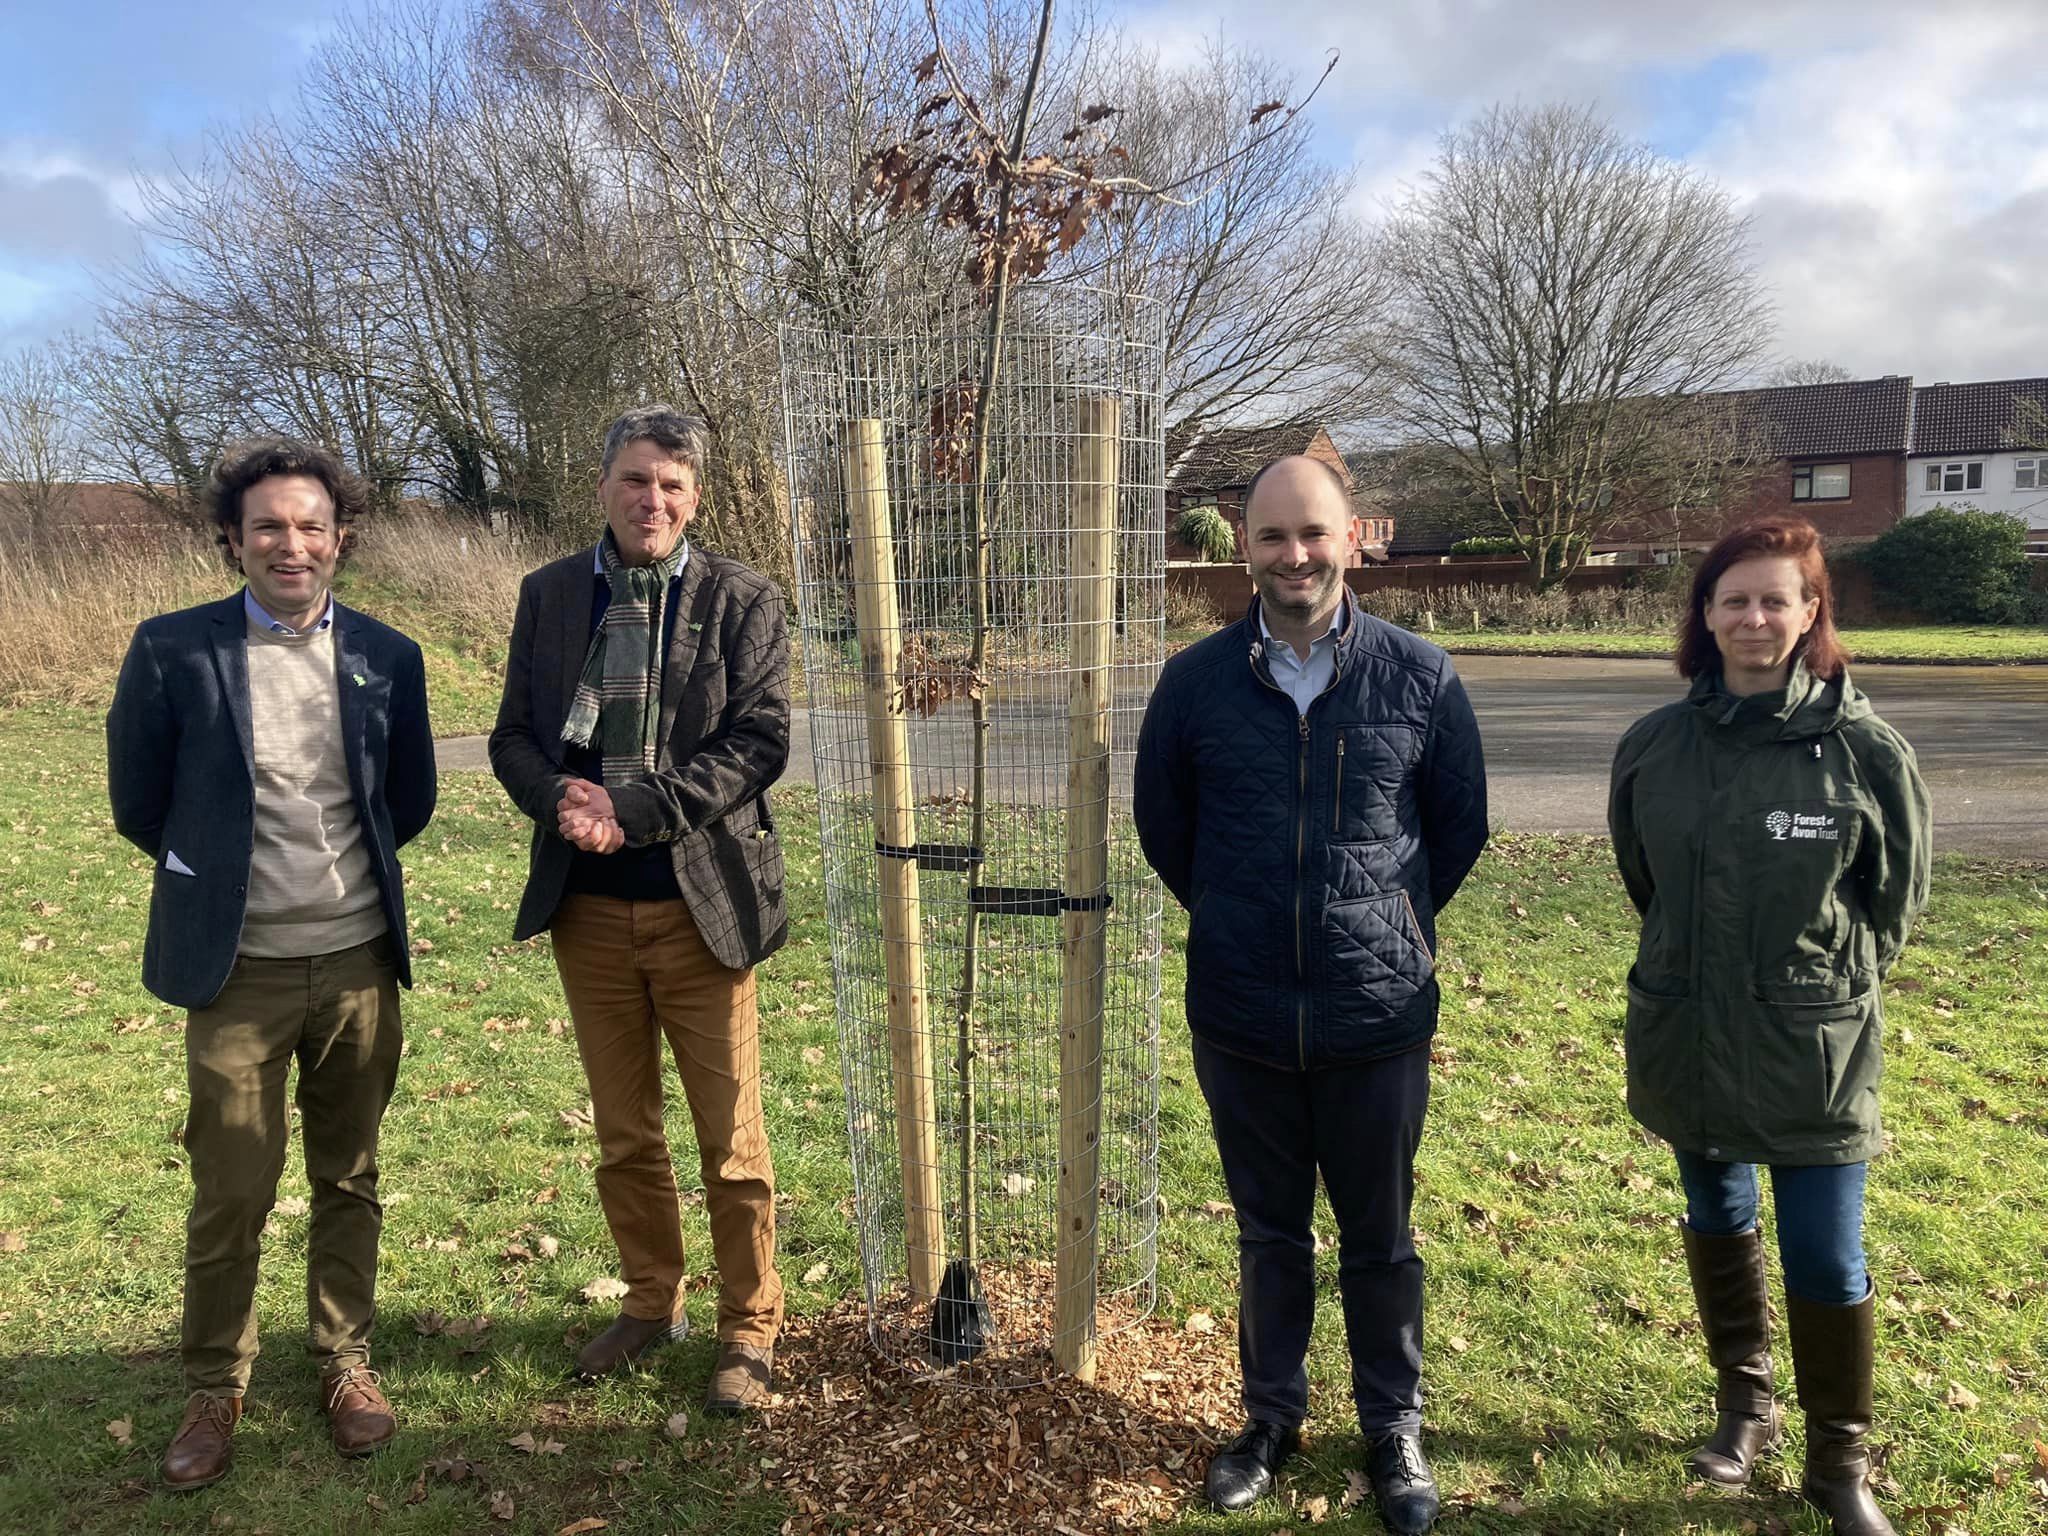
left=779, top=287, right=1165, bottom=1385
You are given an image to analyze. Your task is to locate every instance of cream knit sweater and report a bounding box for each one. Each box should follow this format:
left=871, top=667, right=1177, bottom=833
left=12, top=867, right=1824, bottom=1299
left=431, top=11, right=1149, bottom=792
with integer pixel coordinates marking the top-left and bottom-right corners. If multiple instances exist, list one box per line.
left=239, top=618, right=386, bottom=958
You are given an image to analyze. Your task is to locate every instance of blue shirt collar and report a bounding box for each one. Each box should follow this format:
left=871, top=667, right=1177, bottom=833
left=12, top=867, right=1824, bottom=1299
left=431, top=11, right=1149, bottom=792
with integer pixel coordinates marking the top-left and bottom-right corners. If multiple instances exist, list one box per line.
left=1257, top=598, right=1347, bottom=662
left=244, top=589, right=335, bottom=635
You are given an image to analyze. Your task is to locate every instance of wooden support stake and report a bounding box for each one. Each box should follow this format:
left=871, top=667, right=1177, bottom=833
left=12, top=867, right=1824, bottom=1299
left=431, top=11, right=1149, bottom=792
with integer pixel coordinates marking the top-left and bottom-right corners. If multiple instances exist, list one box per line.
left=843, top=418, right=943, bottom=1301
left=1055, top=396, right=1118, bottom=1380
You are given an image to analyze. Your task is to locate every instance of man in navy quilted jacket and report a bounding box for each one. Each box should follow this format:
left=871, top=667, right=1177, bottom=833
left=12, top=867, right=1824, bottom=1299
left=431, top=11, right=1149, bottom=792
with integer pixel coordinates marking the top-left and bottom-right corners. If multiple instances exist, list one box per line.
left=1135, top=456, right=1489, bottom=1531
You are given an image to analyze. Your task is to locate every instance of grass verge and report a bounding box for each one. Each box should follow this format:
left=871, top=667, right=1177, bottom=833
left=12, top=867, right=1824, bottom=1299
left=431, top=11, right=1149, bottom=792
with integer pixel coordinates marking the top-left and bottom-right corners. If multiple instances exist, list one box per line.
left=0, top=705, right=2043, bottom=1534
left=1425, top=626, right=2048, bottom=665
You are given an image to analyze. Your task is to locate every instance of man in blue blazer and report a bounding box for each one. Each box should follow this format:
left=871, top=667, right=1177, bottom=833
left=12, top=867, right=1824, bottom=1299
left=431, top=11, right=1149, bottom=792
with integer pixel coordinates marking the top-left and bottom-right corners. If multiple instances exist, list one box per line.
left=107, top=438, right=436, bottom=1490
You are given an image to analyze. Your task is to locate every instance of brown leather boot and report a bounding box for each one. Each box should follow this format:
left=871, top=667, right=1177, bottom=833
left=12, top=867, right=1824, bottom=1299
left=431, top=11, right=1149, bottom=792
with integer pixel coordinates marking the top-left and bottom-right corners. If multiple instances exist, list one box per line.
left=319, top=1366, right=397, bottom=1457
left=162, top=1391, right=242, bottom=1490
left=1787, top=1286, right=1897, bottom=1536
left=573, top=1309, right=690, bottom=1380
left=1682, top=1223, right=1782, bottom=1487
left=704, top=1341, right=774, bottom=1415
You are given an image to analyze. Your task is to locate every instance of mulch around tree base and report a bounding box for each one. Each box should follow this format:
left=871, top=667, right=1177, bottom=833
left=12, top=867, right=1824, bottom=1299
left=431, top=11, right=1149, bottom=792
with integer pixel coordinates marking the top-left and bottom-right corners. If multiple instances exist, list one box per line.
left=753, top=1294, right=1246, bottom=1534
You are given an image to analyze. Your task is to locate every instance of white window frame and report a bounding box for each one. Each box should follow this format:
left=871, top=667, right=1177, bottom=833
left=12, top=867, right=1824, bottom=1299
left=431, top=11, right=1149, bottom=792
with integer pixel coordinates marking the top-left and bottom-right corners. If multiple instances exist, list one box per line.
left=2016, top=458, right=2041, bottom=491
left=1923, top=460, right=1985, bottom=494
left=1792, top=462, right=1851, bottom=501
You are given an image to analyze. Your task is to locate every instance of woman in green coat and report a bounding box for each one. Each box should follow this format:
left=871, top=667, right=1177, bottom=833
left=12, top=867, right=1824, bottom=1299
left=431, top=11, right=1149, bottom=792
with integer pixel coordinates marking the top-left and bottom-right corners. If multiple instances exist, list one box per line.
left=1608, top=516, right=1930, bottom=1536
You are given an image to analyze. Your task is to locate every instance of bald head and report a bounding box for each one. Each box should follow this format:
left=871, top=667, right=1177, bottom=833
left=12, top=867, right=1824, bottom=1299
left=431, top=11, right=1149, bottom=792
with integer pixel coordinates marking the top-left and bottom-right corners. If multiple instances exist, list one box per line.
left=1239, top=454, right=1354, bottom=643
left=1243, top=455, right=1351, bottom=534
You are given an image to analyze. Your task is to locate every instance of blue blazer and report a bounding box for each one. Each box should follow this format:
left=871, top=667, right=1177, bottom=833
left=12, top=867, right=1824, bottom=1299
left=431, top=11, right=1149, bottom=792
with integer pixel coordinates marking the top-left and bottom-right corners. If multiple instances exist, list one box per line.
left=106, top=592, right=437, bottom=1009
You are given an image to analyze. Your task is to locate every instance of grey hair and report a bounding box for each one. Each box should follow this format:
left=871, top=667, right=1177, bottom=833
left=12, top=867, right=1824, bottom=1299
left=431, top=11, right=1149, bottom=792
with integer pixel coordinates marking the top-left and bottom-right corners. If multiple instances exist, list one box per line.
left=599, top=405, right=709, bottom=478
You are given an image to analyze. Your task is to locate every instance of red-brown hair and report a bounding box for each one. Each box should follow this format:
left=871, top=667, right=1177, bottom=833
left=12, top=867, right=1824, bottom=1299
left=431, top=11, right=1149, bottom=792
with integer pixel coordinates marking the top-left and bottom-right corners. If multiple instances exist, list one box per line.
left=1676, top=515, right=1850, bottom=681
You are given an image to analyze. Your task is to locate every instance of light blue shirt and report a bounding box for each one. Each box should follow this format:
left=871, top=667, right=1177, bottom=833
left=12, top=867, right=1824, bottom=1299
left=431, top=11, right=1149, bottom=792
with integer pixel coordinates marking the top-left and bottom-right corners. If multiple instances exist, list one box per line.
left=244, top=589, right=335, bottom=636
left=1259, top=603, right=1347, bottom=716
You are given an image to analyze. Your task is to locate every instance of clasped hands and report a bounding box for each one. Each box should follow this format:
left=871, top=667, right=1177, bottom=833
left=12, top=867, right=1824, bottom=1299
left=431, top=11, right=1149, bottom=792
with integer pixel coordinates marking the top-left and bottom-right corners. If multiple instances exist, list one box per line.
left=558, top=779, right=625, bottom=854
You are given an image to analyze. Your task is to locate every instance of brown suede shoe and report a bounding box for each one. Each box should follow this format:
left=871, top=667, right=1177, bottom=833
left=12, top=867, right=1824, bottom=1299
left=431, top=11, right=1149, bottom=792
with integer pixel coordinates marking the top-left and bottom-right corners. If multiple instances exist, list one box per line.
left=162, top=1392, right=242, bottom=1491
left=704, top=1341, right=774, bottom=1415
left=319, top=1366, right=396, bottom=1457
left=573, top=1310, right=690, bottom=1380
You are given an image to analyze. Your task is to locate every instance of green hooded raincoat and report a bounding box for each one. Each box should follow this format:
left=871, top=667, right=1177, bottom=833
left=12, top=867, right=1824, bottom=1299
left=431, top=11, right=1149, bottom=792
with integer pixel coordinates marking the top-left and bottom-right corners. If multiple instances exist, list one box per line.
left=1608, top=663, right=1931, bottom=1166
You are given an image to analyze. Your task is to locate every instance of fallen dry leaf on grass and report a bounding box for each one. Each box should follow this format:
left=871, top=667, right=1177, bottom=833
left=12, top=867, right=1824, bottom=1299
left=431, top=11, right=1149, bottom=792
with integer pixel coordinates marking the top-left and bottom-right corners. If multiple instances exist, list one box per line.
left=1299, top=1491, right=1330, bottom=1522
left=105, top=1418, right=133, bottom=1446
left=0, top=1232, right=25, bottom=1255
left=507, top=1430, right=565, bottom=1455
left=581, top=1277, right=629, bottom=1303
left=665, top=1410, right=690, bottom=1439
left=801, top=1261, right=831, bottom=1285
left=1341, top=1469, right=1369, bottom=1512
left=1946, top=1382, right=1981, bottom=1411
left=801, top=1046, right=826, bottom=1067
left=1183, top=1311, right=1216, bottom=1335
left=557, top=1521, right=608, bottom=1535
left=489, top=1490, right=515, bottom=1521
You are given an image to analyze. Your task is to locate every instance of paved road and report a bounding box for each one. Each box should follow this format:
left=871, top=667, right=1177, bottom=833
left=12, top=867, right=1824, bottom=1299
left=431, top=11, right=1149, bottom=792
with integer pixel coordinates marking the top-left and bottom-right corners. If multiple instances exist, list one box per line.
left=437, top=657, right=2048, bottom=857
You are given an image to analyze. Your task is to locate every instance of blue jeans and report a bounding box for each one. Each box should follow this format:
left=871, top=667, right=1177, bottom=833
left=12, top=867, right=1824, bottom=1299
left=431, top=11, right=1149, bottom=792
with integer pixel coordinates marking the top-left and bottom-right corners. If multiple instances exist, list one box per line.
left=1672, top=1151, right=1869, bottom=1305
left=1191, top=1035, right=1430, bottom=1435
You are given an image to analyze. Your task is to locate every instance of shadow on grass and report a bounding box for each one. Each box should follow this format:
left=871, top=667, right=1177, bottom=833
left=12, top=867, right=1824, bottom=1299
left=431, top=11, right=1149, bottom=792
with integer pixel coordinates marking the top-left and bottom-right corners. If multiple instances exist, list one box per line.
left=0, top=1308, right=794, bottom=1536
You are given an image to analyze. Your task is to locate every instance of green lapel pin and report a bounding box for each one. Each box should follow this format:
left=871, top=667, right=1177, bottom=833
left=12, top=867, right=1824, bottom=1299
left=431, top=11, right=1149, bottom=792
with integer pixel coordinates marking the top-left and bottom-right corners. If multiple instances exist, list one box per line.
left=352, top=673, right=366, bottom=686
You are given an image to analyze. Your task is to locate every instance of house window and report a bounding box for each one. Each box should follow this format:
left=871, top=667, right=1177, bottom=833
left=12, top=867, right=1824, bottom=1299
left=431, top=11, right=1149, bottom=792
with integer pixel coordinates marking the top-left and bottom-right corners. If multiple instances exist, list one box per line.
left=2017, top=458, right=2041, bottom=490
left=1792, top=463, right=1851, bottom=501
left=1923, top=461, right=1985, bottom=493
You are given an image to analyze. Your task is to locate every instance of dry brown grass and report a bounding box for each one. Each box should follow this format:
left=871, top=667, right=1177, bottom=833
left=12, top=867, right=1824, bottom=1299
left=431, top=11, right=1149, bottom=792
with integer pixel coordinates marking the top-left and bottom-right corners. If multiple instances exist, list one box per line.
left=0, top=507, right=557, bottom=713
left=0, top=526, right=225, bottom=708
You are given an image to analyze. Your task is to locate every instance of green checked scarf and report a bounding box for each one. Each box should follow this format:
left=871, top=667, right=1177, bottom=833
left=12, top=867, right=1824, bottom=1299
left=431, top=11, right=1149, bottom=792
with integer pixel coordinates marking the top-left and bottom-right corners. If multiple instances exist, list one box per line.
left=561, top=531, right=687, bottom=779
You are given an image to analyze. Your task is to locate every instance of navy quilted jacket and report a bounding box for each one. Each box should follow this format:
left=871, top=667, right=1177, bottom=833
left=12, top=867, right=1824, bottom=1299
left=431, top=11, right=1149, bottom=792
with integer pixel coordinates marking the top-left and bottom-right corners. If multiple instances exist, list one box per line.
left=1134, top=593, right=1490, bottom=1069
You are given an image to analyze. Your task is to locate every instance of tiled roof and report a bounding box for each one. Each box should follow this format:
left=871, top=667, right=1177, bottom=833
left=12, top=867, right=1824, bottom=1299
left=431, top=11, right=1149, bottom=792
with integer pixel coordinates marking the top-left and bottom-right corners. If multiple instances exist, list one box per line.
left=1909, top=378, right=2048, bottom=457
left=1702, top=376, right=1915, bottom=459
left=1164, top=421, right=1334, bottom=492
left=1348, top=445, right=1500, bottom=557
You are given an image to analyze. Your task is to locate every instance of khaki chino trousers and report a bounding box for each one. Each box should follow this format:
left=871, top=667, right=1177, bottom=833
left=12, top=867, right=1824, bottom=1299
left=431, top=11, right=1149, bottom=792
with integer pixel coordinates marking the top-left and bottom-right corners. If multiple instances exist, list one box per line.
left=550, top=894, right=783, bottom=1346
left=181, top=934, right=402, bottom=1395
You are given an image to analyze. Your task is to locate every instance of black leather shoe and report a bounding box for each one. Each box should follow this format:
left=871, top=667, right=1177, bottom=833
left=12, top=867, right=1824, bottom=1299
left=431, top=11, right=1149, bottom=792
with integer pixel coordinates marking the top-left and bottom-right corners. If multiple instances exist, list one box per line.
left=1365, top=1432, right=1441, bottom=1535
left=1203, top=1419, right=1299, bottom=1511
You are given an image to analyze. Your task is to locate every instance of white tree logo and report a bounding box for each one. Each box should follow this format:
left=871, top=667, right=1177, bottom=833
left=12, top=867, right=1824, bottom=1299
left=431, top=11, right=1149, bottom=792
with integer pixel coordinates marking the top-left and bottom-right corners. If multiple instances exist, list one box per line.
left=1765, top=810, right=1792, bottom=841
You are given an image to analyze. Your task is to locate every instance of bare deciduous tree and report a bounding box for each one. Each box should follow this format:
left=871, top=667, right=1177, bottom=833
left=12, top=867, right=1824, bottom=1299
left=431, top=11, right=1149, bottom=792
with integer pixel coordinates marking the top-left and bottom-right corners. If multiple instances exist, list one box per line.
left=1764, top=358, right=1854, bottom=387
left=0, top=344, right=87, bottom=543
left=1381, top=103, right=1772, bottom=585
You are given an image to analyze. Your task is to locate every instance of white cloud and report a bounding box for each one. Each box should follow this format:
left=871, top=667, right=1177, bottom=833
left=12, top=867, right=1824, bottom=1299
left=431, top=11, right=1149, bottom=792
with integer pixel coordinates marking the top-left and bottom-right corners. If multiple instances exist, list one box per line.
left=1121, top=0, right=2048, bottom=383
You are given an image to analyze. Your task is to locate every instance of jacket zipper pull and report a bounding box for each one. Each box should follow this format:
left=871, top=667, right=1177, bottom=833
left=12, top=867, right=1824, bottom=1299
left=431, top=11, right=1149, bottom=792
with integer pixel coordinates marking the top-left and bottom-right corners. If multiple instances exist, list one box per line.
left=1334, top=735, right=1346, bottom=831
left=1811, top=741, right=1822, bottom=760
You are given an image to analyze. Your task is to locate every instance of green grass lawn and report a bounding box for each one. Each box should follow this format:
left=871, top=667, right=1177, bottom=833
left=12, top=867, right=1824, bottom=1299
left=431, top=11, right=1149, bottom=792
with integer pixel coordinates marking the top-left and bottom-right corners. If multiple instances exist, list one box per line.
left=1424, top=627, right=2048, bottom=665
left=2, top=704, right=2043, bottom=1534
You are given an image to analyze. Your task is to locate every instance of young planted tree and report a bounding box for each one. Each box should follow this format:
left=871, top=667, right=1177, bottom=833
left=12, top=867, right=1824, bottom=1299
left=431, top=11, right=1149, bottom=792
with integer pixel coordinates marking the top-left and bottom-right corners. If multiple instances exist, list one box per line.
left=855, top=0, right=1334, bottom=1371
left=1381, top=103, right=1772, bottom=586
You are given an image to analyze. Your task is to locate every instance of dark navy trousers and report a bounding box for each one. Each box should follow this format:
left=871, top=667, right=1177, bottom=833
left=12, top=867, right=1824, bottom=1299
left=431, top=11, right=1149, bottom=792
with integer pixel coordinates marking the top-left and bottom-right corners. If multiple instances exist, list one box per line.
left=1191, top=1034, right=1431, bottom=1436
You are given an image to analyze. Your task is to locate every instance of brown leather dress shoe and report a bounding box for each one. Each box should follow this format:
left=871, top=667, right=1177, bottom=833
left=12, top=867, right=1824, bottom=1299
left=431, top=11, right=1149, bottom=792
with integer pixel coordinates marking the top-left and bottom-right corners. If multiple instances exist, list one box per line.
left=704, top=1341, right=774, bottom=1415
left=319, top=1366, right=397, bottom=1457
left=162, top=1392, right=242, bottom=1490
left=573, top=1310, right=690, bottom=1380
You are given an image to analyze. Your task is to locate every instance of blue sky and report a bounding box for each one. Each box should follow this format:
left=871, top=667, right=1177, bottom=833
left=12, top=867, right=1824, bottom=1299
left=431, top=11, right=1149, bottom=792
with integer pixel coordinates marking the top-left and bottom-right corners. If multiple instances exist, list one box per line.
left=5, top=0, right=2047, bottom=381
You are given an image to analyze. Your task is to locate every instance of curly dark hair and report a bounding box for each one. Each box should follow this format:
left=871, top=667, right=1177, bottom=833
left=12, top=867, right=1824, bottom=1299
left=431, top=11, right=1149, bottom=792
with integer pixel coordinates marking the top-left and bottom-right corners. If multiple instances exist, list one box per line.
left=207, top=436, right=369, bottom=572
left=1676, top=515, right=1849, bottom=682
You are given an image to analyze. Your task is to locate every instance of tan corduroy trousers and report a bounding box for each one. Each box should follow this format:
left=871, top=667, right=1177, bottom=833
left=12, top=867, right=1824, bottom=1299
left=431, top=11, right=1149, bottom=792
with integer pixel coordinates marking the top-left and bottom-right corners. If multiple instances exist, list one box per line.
left=181, top=934, right=402, bottom=1394
left=549, top=894, right=783, bottom=1346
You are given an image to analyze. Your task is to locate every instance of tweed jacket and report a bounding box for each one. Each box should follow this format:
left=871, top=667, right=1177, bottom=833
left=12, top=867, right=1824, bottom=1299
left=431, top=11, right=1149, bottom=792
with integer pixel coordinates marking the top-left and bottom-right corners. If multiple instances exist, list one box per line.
left=106, top=592, right=437, bottom=1009
left=489, top=544, right=791, bottom=970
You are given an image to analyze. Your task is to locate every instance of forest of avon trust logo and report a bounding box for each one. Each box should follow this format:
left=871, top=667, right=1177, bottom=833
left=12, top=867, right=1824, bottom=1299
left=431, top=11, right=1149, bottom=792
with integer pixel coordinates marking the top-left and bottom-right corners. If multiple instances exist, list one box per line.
left=1765, top=810, right=1793, bottom=841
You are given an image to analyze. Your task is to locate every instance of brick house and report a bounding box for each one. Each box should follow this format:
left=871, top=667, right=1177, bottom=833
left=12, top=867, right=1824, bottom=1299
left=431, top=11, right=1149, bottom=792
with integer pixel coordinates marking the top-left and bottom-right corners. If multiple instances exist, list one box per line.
left=1710, top=375, right=1914, bottom=539
left=1163, top=421, right=1389, bottom=565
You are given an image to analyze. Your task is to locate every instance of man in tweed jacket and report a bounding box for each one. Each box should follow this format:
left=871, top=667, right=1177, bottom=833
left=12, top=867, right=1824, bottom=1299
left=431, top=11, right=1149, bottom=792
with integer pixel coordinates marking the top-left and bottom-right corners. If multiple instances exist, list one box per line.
left=490, top=406, right=790, bottom=1412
